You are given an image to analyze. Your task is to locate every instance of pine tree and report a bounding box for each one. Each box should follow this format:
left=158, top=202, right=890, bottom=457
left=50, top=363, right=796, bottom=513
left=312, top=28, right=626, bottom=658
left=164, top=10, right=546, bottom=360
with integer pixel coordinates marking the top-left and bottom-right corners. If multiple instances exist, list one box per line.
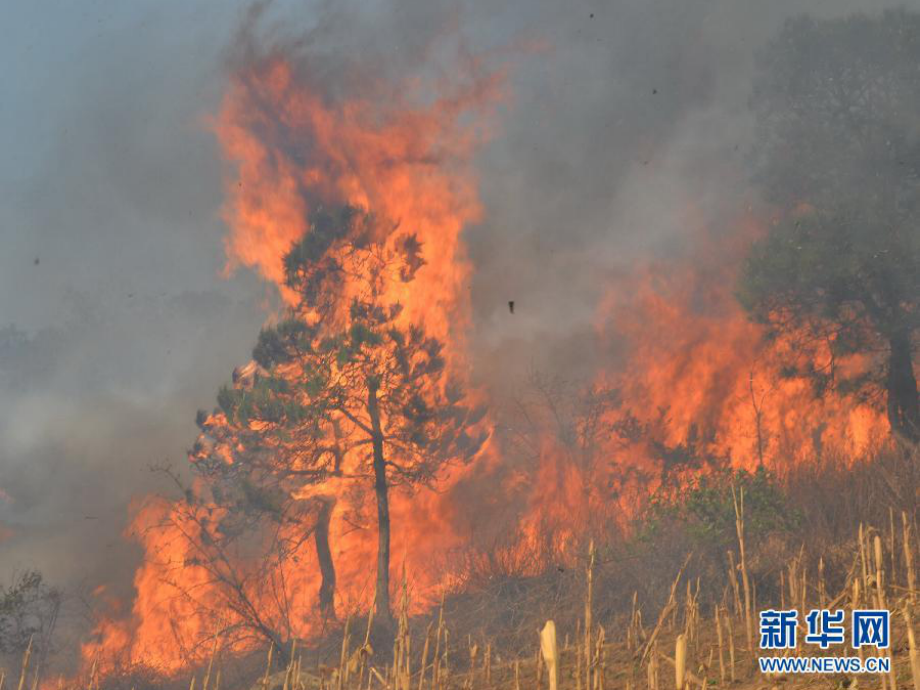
left=197, top=206, right=487, bottom=622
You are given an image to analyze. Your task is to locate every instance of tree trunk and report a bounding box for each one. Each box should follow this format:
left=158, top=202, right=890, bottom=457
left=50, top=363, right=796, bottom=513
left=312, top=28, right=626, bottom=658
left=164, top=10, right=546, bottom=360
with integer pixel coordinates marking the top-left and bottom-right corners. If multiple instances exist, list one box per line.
left=367, top=379, right=392, bottom=621
left=313, top=496, right=337, bottom=621
left=886, top=328, right=919, bottom=442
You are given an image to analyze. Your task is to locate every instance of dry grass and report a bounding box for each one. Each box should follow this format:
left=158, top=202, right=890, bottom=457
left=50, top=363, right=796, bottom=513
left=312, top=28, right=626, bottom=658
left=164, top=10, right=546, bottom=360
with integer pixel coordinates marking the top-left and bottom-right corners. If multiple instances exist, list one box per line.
left=5, top=445, right=920, bottom=690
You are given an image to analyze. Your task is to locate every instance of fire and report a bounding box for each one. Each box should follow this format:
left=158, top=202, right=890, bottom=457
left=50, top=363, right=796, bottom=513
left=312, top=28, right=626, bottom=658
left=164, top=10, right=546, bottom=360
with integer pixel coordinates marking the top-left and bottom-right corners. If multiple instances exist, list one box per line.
left=493, top=216, right=889, bottom=575
left=217, top=56, right=502, bottom=350
left=591, top=215, right=887, bottom=478
left=81, top=38, right=505, bottom=674
left=79, top=36, right=890, bottom=682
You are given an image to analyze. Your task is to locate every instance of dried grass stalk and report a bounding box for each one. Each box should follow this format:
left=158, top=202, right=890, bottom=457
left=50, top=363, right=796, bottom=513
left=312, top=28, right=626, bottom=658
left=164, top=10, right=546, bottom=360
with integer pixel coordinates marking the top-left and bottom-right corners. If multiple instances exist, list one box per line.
left=674, top=634, right=687, bottom=690
left=904, top=606, right=920, bottom=690
left=539, top=621, right=559, bottom=690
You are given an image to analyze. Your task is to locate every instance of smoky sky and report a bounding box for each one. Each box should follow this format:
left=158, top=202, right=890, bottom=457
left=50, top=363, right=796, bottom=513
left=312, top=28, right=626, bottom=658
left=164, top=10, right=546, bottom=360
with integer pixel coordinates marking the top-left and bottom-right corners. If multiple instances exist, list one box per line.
left=1, top=0, right=915, bottom=660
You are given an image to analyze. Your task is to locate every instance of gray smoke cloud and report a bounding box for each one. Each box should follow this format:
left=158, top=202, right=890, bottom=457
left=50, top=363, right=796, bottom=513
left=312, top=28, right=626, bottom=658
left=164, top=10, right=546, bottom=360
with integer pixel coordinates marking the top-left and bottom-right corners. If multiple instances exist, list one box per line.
left=0, top=0, right=915, bottom=666
left=0, top=0, right=268, bottom=659
left=465, top=0, right=917, bottom=384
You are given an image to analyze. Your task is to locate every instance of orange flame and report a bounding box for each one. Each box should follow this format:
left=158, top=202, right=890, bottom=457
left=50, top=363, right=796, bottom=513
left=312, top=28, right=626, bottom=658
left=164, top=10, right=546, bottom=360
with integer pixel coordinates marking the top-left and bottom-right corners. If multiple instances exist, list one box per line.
left=81, top=43, right=505, bottom=673
left=592, top=213, right=887, bottom=475
left=218, top=57, right=501, bottom=347
left=80, top=45, right=890, bottom=681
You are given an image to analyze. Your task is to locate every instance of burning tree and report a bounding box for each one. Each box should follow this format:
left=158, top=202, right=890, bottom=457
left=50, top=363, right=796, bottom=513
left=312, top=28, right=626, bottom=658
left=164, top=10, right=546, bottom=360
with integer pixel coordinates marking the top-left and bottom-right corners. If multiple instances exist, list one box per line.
left=738, top=213, right=919, bottom=442
left=196, top=206, right=487, bottom=623
left=138, top=473, right=332, bottom=657
left=745, top=10, right=920, bottom=441
left=192, top=368, right=342, bottom=627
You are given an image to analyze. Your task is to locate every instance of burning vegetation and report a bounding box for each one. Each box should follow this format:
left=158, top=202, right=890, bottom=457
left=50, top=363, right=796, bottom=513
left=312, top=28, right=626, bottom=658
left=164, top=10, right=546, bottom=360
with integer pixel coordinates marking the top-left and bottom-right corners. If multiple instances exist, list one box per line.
left=2, top=5, right=919, bottom=690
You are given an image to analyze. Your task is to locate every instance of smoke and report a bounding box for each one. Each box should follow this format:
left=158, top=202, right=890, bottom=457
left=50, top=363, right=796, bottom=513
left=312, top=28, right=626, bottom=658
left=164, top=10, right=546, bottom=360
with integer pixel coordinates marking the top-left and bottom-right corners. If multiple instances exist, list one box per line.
left=0, top=1, right=267, bottom=659
left=465, top=0, right=915, bottom=385
left=0, top=0, right=914, bottom=666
